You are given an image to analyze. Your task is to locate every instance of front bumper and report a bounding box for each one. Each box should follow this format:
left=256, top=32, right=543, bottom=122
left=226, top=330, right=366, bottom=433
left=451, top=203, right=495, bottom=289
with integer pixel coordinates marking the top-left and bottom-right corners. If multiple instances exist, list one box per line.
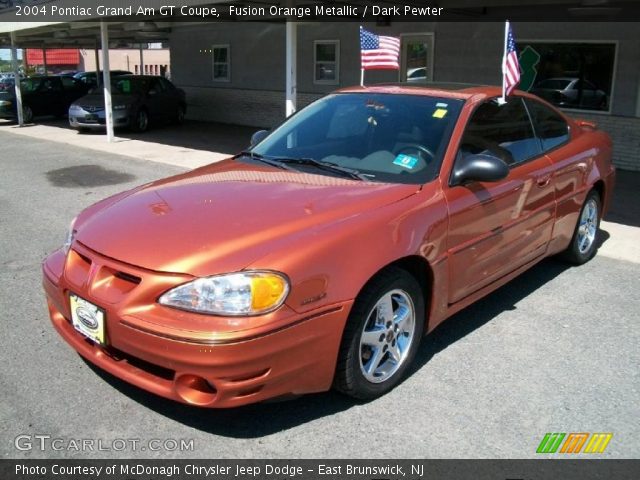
left=0, top=104, right=16, bottom=119
left=69, top=107, right=131, bottom=129
left=42, top=243, right=351, bottom=408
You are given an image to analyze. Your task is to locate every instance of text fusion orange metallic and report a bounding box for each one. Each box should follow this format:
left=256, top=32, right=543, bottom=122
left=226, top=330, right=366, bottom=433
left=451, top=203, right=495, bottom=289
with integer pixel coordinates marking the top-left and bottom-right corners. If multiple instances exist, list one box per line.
left=42, top=85, right=615, bottom=407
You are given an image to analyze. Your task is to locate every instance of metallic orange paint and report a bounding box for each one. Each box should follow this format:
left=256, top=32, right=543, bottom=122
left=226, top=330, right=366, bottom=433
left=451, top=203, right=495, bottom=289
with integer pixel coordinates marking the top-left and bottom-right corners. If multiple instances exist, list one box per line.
left=42, top=85, right=615, bottom=407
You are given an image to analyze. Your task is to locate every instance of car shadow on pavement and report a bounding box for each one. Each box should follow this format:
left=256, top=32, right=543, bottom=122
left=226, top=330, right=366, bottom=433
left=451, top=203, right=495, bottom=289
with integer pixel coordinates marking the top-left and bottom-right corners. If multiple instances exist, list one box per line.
left=35, top=117, right=256, bottom=156
left=409, top=256, right=579, bottom=377
left=85, top=359, right=356, bottom=437
left=84, top=243, right=611, bottom=439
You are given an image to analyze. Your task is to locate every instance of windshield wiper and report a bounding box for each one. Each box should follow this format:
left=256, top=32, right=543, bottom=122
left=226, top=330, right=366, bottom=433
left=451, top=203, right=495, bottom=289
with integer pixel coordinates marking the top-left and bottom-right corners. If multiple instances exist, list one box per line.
left=235, top=151, right=294, bottom=171
left=275, top=157, right=370, bottom=181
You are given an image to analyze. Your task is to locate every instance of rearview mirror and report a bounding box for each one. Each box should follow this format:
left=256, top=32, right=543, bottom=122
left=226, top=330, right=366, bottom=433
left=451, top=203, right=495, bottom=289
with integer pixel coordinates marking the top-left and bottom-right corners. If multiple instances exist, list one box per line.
left=451, top=153, right=509, bottom=186
left=250, top=129, right=269, bottom=147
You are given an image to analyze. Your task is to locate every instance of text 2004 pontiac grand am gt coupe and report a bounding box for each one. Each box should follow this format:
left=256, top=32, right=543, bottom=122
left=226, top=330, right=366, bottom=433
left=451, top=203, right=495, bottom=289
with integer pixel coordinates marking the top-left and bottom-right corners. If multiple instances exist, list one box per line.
left=42, top=84, right=614, bottom=407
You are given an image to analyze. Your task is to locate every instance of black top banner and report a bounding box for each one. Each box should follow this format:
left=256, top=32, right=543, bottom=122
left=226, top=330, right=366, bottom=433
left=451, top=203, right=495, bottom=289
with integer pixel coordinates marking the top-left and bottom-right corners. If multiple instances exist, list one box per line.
left=3, top=459, right=640, bottom=480
left=2, top=0, right=640, bottom=22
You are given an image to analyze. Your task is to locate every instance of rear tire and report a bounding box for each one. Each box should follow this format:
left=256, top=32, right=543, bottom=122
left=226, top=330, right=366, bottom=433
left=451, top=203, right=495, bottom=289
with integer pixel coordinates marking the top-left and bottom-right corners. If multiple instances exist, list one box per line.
left=174, top=105, right=186, bottom=125
left=561, top=190, right=601, bottom=264
left=22, top=105, right=33, bottom=124
left=334, top=267, right=425, bottom=400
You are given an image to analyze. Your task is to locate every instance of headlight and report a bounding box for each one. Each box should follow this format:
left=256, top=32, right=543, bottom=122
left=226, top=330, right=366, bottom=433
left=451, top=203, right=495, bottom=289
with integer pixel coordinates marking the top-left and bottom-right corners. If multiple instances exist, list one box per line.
left=158, top=271, right=290, bottom=316
left=63, top=217, right=77, bottom=254
left=113, top=104, right=127, bottom=111
left=0, top=100, right=12, bottom=107
left=69, top=104, right=80, bottom=111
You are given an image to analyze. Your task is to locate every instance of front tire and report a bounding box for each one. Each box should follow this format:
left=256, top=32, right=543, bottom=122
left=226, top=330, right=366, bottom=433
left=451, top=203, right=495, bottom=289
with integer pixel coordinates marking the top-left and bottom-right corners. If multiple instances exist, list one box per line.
left=561, top=190, right=601, bottom=264
left=132, top=109, right=149, bottom=132
left=174, top=105, right=186, bottom=125
left=22, top=105, right=33, bottom=124
left=334, top=267, right=425, bottom=400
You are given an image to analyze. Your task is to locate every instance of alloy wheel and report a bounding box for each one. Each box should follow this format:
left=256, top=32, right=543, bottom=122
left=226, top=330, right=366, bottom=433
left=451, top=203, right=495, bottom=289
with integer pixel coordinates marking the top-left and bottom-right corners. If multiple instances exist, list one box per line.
left=577, top=198, right=598, bottom=254
left=359, top=289, right=416, bottom=384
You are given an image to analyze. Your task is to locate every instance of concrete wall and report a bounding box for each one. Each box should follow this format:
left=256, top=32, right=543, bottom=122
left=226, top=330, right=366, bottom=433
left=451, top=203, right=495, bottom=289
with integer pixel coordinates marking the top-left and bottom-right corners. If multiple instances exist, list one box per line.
left=170, top=22, right=640, bottom=170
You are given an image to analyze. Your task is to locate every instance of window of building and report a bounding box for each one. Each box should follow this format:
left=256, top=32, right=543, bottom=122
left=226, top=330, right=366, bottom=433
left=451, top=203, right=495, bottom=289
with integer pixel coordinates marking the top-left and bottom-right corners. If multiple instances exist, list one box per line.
left=314, top=40, right=339, bottom=85
left=516, top=41, right=616, bottom=113
left=525, top=98, right=570, bottom=151
left=212, top=45, right=230, bottom=82
left=459, top=97, right=541, bottom=166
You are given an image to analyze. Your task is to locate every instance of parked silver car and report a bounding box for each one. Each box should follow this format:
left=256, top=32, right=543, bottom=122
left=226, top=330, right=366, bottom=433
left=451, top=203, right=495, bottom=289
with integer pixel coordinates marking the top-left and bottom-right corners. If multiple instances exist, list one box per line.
left=68, top=75, right=186, bottom=132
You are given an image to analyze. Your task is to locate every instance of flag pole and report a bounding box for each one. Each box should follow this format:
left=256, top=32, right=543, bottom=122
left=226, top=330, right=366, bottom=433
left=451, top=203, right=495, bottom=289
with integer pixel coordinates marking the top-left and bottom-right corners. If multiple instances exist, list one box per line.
left=360, top=68, right=364, bottom=87
left=499, top=20, right=509, bottom=104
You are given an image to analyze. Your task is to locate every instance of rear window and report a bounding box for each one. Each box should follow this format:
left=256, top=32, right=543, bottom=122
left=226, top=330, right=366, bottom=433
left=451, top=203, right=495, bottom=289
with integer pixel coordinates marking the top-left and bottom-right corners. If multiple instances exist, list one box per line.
left=526, top=99, right=570, bottom=151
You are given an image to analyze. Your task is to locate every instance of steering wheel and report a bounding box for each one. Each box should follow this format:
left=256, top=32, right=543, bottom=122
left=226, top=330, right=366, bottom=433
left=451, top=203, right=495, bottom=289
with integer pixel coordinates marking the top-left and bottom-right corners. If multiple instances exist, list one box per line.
left=394, top=144, right=436, bottom=163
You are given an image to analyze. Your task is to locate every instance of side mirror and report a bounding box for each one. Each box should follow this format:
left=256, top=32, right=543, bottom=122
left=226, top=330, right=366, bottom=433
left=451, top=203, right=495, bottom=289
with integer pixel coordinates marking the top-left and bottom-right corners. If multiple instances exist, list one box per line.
left=451, top=153, right=509, bottom=186
left=250, top=129, right=269, bottom=147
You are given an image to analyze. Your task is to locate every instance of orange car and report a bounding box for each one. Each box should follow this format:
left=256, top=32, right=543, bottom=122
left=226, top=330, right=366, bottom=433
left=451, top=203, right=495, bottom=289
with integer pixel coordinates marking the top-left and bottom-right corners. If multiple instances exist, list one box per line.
left=42, top=85, right=615, bottom=407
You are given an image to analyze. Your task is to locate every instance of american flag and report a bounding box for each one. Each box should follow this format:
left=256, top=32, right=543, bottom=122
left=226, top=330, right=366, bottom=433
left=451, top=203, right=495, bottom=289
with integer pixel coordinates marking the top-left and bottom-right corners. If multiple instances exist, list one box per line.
left=502, top=21, right=520, bottom=96
left=360, top=27, right=401, bottom=70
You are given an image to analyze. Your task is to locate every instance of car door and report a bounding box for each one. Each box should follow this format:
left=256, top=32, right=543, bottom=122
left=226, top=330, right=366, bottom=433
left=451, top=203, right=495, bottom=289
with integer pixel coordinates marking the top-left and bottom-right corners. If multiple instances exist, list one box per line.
left=145, top=78, right=172, bottom=121
left=32, top=77, right=64, bottom=116
left=444, top=96, right=556, bottom=304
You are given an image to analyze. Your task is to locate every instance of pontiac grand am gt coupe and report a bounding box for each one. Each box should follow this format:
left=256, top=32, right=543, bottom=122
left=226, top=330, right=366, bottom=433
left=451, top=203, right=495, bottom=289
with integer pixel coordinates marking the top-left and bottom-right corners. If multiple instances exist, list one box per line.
left=42, top=84, right=614, bottom=407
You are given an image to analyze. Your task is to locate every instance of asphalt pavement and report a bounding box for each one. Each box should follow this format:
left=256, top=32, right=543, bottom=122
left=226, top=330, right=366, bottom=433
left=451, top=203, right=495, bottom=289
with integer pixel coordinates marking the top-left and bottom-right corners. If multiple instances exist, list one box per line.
left=0, top=130, right=638, bottom=459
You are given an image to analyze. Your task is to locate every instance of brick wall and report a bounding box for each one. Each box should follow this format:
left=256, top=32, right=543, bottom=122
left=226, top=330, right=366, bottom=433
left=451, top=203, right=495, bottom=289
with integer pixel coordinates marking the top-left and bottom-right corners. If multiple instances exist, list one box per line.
left=183, top=86, right=322, bottom=128
left=575, top=114, right=640, bottom=172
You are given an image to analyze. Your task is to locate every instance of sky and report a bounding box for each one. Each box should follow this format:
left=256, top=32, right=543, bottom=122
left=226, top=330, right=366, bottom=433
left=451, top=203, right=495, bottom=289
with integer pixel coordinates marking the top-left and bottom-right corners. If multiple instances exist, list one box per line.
left=0, top=49, right=23, bottom=61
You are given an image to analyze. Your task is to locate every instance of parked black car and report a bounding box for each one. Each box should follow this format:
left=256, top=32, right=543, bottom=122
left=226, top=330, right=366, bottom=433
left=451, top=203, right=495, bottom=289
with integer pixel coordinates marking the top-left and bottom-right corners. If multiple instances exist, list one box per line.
left=0, top=76, right=90, bottom=123
left=73, top=70, right=132, bottom=88
left=69, top=75, right=187, bottom=133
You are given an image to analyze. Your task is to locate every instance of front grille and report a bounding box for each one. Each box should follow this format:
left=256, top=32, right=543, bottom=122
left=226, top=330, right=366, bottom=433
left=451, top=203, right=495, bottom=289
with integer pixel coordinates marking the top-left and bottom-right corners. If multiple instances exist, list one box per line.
left=82, top=105, right=104, bottom=113
left=114, top=271, right=142, bottom=285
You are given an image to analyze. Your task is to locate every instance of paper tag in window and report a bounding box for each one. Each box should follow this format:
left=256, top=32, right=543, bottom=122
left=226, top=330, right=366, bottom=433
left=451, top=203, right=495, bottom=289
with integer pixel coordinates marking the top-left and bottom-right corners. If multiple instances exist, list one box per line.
left=393, top=154, right=419, bottom=169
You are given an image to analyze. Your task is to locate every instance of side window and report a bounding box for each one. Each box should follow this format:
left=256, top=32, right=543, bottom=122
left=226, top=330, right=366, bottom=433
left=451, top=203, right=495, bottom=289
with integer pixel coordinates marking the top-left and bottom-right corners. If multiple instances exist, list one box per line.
left=459, top=97, right=541, bottom=166
left=526, top=99, right=570, bottom=151
left=42, top=78, right=63, bottom=92
left=151, top=79, right=165, bottom=92
left=160, top=78, right=175, bottom=91
left=314, top=40, right=339, bottom=85
left=212, top=45, right=230, bottom=82
left=60, top=76, right=76, bottom=89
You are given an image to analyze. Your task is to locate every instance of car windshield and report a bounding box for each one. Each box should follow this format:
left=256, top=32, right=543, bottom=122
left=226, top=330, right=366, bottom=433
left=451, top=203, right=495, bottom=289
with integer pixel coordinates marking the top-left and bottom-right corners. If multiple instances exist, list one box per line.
left=250, top=93, right=463, bottom=184
left=89, top=77, right=148, bottom=95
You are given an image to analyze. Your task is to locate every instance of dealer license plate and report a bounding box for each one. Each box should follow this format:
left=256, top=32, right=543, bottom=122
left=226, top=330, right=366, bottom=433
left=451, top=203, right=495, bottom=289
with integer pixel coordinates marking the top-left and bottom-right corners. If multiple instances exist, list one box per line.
left=70, top=294, right=106, bottom=345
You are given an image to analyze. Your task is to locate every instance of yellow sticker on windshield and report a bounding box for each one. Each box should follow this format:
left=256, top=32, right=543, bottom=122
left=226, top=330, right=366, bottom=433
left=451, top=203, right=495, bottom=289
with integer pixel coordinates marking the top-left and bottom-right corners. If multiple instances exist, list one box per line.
left=433, top=108, right=448, bottom=118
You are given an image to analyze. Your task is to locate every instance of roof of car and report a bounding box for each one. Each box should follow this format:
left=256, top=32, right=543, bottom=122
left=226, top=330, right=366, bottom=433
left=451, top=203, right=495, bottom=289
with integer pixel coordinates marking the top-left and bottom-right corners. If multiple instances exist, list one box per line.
left=336, top=82, right=504, bottom=100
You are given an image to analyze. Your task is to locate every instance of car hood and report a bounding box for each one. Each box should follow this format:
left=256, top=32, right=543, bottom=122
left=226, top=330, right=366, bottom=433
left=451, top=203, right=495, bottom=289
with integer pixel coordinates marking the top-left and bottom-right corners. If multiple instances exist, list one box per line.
left=74, top=159, right=420, bottom=276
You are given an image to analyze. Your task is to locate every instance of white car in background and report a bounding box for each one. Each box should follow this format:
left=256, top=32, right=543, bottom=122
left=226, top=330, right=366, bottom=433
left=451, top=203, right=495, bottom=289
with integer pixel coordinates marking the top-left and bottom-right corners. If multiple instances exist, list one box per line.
left=531, top=77, right=608, bottom=110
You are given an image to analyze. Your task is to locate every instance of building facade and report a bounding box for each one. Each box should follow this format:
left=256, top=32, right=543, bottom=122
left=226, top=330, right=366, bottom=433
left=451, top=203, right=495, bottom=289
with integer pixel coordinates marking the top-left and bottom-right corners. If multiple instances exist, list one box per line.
left=170, top=21, right=640, bottom=171
left=80, top=47, right=171, bottom=78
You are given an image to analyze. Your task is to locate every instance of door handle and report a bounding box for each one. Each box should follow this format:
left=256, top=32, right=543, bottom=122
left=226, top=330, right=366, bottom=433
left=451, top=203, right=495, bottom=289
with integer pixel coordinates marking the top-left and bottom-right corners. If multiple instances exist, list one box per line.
left=536, top=175, right=551, bottom=188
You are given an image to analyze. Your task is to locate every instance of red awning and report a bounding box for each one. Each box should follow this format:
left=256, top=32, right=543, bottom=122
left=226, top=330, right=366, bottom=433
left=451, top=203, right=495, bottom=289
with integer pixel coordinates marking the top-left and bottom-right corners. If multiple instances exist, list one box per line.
left=26, top=49, right=80, bottom=65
